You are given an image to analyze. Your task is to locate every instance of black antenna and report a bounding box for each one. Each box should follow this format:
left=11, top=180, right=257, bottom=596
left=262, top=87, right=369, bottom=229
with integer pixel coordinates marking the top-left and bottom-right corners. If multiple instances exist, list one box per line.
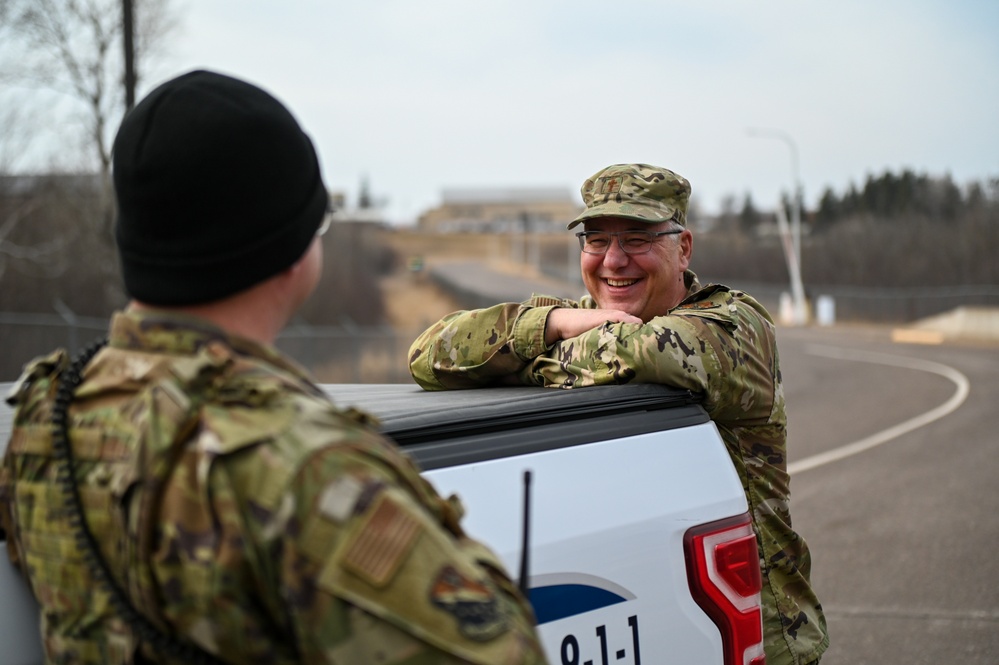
left=518, top=469, right=532, bottom=599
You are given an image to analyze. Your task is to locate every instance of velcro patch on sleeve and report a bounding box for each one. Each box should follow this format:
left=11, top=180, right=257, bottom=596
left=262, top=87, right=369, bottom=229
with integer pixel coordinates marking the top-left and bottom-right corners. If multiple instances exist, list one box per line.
left=342, top=494, right=421, bottom=588
left=528, top=295, right=565, bottom=308
left=318, top=475, right=365, bottom=524
left=678, top=300, right=721, bottom=310
left=430, top=565, right=508, bottom=642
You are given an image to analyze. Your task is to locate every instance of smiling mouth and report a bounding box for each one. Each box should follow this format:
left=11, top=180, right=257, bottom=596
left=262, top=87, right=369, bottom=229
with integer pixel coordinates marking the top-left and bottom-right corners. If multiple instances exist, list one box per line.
left=605, top=278, right=639, bottom=287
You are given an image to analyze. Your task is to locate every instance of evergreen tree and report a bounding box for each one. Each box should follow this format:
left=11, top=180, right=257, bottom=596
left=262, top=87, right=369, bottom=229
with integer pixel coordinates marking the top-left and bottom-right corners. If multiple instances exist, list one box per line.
left=815, top=187, right=839, bottom=232
left=739, top=193, right=761, bottom=235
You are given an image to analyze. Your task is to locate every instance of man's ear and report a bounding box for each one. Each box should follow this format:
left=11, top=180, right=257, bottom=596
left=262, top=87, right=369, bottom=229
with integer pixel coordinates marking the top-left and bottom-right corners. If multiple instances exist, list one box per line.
left=678, top=229, right=693, bottom=269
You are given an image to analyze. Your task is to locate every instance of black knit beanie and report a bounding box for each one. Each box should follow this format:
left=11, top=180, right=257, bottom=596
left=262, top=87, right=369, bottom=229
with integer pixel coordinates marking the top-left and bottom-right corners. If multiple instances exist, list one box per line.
left=113, top=70, right=329, bottom=305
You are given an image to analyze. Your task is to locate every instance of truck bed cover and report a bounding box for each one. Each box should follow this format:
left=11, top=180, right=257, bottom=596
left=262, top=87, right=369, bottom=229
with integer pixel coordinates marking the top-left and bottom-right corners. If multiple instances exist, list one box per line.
left=323, top=383, right=708, bottom=469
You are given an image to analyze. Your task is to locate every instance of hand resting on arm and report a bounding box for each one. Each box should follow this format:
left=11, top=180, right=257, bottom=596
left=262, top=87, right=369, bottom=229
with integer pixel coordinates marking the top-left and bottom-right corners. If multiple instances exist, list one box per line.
left=544, top=308, right=642, bottom=346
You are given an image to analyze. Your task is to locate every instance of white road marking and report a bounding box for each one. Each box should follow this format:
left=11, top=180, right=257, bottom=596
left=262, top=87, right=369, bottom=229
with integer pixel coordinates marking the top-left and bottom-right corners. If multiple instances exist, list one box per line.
left=825, top=605, right=999, bottom=622
left=788, top=344, right=971, bottom=475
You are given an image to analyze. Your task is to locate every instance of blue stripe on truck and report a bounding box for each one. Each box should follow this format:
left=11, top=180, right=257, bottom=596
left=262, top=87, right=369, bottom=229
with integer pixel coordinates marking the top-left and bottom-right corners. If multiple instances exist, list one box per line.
left=530, top=583, right=629, bottom=624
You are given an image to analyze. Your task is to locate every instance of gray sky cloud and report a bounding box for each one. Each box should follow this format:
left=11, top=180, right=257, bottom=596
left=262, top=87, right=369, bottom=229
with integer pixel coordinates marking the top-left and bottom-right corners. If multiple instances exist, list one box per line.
left=153, top=0, right=999, bottom=222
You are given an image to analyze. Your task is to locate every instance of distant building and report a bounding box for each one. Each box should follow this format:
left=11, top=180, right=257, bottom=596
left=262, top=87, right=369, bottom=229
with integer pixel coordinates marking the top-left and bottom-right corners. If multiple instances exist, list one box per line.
left=417, top=187, right=582, bottom=233
left=329, top=176, right=389, bottom=226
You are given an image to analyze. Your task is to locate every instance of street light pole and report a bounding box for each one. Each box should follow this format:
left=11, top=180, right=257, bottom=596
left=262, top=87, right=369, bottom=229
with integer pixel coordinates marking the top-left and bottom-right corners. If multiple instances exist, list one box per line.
left=747, top=127, right=805, bottom=324
left=123, top=0, right=136, bottom=110
left=746, top=127, right=802, bottom=269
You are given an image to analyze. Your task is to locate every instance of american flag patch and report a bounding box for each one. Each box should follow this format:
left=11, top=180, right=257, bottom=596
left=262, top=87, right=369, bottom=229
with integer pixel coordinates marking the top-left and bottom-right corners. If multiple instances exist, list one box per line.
left=342, top=495, right=421, bottom=587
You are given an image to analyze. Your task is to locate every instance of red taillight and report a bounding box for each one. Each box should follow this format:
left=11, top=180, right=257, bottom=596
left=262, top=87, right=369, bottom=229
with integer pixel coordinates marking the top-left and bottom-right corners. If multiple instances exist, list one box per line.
left=685, top=513, right=766, bottom=665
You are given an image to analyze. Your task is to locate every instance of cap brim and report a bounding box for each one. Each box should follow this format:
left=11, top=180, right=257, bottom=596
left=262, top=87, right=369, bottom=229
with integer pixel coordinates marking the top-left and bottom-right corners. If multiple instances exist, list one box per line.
left=566, top=201, right=680, bottom=229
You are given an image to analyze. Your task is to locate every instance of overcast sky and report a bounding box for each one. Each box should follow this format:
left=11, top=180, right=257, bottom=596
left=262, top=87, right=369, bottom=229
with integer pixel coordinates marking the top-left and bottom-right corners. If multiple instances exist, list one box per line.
left=155, top=0, right=999, bottom=224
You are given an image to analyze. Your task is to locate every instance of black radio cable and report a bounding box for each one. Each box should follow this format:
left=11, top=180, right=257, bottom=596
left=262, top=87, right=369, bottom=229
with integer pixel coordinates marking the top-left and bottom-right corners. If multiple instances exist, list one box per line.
left=51, top=338, right=229, bottom=665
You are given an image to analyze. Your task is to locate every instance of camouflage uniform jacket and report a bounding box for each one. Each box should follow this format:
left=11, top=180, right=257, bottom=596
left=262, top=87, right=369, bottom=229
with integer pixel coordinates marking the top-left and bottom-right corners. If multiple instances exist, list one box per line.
left=408, top=271, right=829, bottom=665
left=0, top=310, right=548, bottom=665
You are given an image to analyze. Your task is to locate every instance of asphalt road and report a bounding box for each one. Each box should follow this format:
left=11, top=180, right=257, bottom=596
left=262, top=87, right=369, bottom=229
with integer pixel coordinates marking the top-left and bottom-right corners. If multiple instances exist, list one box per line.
left=776, top=324, right=999, bottom=665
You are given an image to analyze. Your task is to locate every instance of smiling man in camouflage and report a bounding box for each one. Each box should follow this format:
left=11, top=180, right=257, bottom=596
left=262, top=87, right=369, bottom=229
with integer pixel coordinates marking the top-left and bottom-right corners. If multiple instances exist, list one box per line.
left=409, top=163, right=829, bottom=665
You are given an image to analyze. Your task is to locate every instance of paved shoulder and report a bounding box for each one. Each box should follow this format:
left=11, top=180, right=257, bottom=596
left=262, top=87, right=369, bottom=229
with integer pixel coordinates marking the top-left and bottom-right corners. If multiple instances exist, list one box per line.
left=430, top=260, right=580, bottom=308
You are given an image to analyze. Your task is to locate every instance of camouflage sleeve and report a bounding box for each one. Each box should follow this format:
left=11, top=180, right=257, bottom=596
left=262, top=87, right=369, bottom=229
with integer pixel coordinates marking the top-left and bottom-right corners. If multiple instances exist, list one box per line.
left=529, top=315, right=717, bottom=394
left=225, top=417, right=549, bottom=664
left=408, top=302, right=558, bottom=390
left=0, top=456, right=17, bottom=571
left=528, top=297, right=779, bottom=424
left=2, top=350, right=67, bottom=577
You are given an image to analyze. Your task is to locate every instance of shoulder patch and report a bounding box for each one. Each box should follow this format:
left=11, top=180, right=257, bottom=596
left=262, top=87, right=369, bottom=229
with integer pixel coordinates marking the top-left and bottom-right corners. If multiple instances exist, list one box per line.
left=342, top=494, right=421, bottom=587
left=430, top=565, right=508, bottom=642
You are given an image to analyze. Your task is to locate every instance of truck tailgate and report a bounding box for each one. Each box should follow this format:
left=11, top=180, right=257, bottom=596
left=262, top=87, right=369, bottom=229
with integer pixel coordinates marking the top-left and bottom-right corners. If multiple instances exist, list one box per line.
left=423, top=421, right=746, bottom=665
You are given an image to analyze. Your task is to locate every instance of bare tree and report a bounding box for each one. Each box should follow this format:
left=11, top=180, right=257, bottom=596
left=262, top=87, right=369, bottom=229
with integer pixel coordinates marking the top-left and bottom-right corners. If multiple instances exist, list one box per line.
left=3, top=0, right=175, bottom=193
left=717, top=193, right=738, bottom=231
left=0, top=94, right=73, bottom=284
left=0, top=194, right=75, bottom=283
left=0, top=97, right=35, bottom=173
left=0, top=0, right=175, bottom=316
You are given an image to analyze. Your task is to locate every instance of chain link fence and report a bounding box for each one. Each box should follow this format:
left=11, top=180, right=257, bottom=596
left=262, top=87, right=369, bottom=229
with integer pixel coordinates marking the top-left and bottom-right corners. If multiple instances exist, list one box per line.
left=4, top=281, right=998, bottom=381
left=703, top=282, right=999, bottom=324
left=0, top=312, right=421, bottom=383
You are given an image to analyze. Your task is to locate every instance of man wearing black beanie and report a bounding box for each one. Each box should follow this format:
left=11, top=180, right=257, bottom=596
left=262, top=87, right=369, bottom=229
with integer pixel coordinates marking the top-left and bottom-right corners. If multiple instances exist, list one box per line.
left=1, top=70, right=549, bottom=664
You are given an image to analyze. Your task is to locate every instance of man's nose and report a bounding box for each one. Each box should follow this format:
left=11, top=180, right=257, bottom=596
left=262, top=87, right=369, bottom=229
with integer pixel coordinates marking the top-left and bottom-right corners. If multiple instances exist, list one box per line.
left=602, top=238, right=630, bottom=267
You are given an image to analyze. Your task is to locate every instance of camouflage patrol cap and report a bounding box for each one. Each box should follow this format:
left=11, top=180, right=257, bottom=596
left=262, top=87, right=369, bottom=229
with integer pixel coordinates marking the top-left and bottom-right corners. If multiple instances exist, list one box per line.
left=567, top=163, right=691, bottom=229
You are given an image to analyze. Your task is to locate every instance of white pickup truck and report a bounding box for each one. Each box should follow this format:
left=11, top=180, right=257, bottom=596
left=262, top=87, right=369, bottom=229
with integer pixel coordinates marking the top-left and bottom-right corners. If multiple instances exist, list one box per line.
left=2, top=382, right=764, bottom=665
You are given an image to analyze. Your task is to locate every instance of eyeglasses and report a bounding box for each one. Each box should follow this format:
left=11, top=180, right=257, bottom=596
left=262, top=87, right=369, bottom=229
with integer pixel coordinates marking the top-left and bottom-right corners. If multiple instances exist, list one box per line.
left=575, top=229, right=683, bottom=255
left=316, top=208, right=334, bottom=237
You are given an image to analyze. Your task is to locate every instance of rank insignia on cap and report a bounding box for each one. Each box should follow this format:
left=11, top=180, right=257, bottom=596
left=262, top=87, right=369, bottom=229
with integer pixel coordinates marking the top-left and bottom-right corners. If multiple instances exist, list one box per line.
left=342, top=494, right=421, bottom=587
left=597, top=176, right=622, bottom=196
left=430, top=565, right=508, bottom=641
